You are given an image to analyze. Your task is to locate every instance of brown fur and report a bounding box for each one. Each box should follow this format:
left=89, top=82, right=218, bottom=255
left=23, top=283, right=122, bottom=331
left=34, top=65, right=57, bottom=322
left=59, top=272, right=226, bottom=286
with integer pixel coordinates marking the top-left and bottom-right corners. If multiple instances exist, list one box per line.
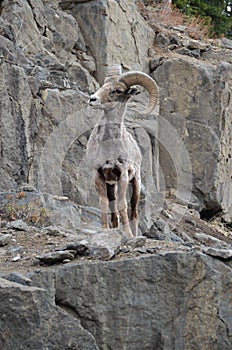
left=86, top=71, right=156, bottom=236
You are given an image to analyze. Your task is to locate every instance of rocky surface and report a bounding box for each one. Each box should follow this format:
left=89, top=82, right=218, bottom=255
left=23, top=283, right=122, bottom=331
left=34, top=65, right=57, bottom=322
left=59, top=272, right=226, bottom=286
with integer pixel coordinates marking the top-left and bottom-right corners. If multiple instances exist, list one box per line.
left=0, top=0, right=232, bottom=349
left=0, top=0, right=231, bottom=220
left=152, top=56, right=232, bottom=217
left=53, top=252, right=232, bottom=350
left=1, top=196, right=232, bottom=349
left=0, top=276, right=99, bottom=350
left=1, top=207, right=232, bottom=349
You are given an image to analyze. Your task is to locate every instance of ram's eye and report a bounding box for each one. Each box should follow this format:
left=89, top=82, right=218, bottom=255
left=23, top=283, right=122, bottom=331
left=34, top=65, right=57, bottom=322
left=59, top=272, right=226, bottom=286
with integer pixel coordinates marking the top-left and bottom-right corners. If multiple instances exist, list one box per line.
left=111, top=89, right=123, bottom=95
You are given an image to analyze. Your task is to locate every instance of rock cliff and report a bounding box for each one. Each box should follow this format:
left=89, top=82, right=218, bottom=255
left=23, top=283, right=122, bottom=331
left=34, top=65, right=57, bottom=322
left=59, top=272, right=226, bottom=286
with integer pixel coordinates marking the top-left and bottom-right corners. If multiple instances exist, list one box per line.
left=1, top=250, right=232, bottom=350
left=0, top=0, right=231, bottom=219
left=0, top=0, right=232, bottom=349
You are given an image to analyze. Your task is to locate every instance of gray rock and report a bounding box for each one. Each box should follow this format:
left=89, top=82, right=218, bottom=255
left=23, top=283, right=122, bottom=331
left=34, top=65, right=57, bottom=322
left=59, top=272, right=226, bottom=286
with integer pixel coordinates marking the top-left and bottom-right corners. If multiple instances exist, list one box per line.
left=155, top=32, right=170, bottom=47
left=76, top=50, right=96, bottom=74
left=6, top=246, right=24, bottom=258
left=190, top=48, right=201, bottom=58
left=38, top=194, right=82, bottom=229
left=3, top=272, right=32, bottom=286
left=173, top=228, right=194, bottom=243
left=136, top=247, right=147, bottom=254
left=171, top=25, right=187, bottom=33
left=176, top=47, right=200, bottom=58
left=152, top=57, right=232, bottom=217
left=202, top=50, right=232, bottom=64
left=12, top=256, right=21, bottom=262
left=193, top=231, right=228, bottom=248
left=71, top=0, right=154, bottom=83
left=6, top=220, right=30, bottom=232
left=125, top=236, right=146, bottom=249
left=52, top=252, right=232, bottom=349
left=221, top=38, right=232, bottom=50
left=145, top=218, right=183, bottom=243
left=203, top=247, right=232, bottom=259
left=150, top=56, right=165, bottom=72
left=89, top=229, right=125, bottom=260
left=0, top=277, right=99, bottom=349
left=186, top=39, right=208, bottom=51
left=61, top=0, right=93, bottom=4
left=18, top=184, right=37, bottom=192
left=64, top=240, right=90, bottom=256
left=0, top=233, right=11, bottom=246
left=42, top=226, right=66, bottom=237
left=36, top=250, right=76, bottom=265
left=169, top=33, right=180, bottom=46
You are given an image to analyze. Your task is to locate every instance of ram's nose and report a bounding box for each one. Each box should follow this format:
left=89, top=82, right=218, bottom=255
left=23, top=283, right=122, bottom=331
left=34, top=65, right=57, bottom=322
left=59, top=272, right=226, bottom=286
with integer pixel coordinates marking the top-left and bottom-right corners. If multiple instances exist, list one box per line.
left=88, top=95, right=99, bottom=106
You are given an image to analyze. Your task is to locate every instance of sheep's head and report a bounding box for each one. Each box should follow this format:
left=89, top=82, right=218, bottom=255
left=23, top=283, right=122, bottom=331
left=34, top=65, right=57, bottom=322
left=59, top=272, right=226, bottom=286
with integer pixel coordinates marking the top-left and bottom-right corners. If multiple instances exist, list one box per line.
left=88, top=64, right=159, bottom=114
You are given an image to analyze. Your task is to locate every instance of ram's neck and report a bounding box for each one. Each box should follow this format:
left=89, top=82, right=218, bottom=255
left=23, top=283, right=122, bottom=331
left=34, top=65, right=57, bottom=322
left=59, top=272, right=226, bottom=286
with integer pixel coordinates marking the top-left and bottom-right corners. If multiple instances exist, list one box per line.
left=97, top=103, right=127, bottom=141
left=103, top=102, right=127, bottom=122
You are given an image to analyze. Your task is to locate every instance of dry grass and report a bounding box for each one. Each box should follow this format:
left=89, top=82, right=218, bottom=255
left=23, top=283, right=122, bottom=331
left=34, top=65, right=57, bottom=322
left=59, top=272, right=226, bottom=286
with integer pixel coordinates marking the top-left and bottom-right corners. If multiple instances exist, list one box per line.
left=136, top=1, right=213, bottom=40
left=0, top=192, right=50, bottom=227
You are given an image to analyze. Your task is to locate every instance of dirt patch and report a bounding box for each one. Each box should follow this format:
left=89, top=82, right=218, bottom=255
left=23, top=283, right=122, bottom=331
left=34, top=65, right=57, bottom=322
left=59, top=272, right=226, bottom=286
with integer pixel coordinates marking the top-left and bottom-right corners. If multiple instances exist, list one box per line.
left=1, top=208, right=232, bottom=275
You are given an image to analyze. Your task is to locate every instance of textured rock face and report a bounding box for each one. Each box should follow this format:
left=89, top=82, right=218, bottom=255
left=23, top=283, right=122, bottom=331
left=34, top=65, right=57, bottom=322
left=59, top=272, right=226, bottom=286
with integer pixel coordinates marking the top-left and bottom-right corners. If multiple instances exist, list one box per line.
left=67, top=0, right=154, bottom=83
left=54, top=253, right=232, bottom=350
left=0, top=0, right=96, bottom=192
left=1, top=251, right=232, bottom=350
left=0, top=62, right=30, bottom=188
left=0, top=0, right=159, bottom=233
left=0, top=275, right=99, bottom=350
left=0, top=2, right=232, bottom=348
left=152, top=57, right=232, bottom=215
left=0, top=0, right=232, bottom=220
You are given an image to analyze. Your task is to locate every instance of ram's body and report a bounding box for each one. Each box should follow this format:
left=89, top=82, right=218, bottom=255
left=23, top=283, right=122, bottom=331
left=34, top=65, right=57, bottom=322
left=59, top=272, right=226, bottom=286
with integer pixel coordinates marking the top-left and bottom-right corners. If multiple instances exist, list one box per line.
left=86, top=65, right=159, bottom=236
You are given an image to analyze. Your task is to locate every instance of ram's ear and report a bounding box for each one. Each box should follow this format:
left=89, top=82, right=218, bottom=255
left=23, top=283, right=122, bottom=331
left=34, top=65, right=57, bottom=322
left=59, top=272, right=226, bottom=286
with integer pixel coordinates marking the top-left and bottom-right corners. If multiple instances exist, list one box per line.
left=125, top=87, right=140, bottom=96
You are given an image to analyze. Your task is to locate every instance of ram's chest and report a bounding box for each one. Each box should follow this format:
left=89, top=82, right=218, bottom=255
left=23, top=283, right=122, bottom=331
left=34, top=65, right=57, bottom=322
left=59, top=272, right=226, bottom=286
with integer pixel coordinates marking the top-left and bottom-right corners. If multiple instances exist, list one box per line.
left=86, top=124, right=142, bottom=170
left=96, top=123, right=123, bottom=142
left=88, top=124, right=136, bottom=148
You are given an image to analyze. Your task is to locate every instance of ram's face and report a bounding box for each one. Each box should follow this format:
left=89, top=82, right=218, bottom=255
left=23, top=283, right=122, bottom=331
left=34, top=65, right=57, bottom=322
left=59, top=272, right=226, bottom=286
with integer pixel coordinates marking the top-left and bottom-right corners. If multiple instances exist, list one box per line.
left=88, top=67, right=159, bottom=114
left=88, top=80, right=134, bottom=108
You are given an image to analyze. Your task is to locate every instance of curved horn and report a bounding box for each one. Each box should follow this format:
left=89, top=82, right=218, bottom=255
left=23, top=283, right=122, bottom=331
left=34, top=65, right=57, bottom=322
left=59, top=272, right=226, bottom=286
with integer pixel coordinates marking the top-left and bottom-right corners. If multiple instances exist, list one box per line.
left=107, top=64, right=122, bottom=77
left=104, top=64, right=122, bottom=83
left=118, top=71, right=159, bottom=114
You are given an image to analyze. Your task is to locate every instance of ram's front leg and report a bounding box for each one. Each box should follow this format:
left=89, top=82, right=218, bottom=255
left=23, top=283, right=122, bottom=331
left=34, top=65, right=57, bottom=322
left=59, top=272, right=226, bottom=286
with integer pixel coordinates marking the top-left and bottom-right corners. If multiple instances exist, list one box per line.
left=95, top=172, right=109, bottom=229
left=118, top=174, right=133, bottom=237
left=130, top=175, right=141, bottom=236
left=107, top=183, right=119, bottom=228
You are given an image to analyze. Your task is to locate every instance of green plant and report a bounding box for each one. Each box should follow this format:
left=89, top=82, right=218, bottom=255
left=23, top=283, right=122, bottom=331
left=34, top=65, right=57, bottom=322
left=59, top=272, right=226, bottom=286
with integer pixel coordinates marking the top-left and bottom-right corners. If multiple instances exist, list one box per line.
left=136, top=1, right=213, bottom=39
left=0, top=192, right=50, bottom=227
left=172, top=0, right=232, bottom=38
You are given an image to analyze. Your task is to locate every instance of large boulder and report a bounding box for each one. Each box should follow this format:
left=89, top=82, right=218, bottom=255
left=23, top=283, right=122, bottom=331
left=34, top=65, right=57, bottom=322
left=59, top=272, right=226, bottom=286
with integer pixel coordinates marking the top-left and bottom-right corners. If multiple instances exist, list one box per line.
left=54, top=252, right=232, bottom=350
left=152, top=57, right=232, bottom=218
left=1, top=251, right=231, bottom=350
left=0, top=0, right=98, bottom=192
left=0, top=0, right=160, bottom=234
left=0, top=61, right=31, bottom=189
left=68, top=0, right=154, bottom=83
left=0, top=0, right=232, bottom=223
left=0, top=275, right=99, bottom=349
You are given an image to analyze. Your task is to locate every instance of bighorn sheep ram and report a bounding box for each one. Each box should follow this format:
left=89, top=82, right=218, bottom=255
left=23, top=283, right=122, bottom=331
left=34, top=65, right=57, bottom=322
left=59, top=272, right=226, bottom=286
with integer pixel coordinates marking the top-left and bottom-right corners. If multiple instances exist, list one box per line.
left=87, top=65, right=159, bottom=237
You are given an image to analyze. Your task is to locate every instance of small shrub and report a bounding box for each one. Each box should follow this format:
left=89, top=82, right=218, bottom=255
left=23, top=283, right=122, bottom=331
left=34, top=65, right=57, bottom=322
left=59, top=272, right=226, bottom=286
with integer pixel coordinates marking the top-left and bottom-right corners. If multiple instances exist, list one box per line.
left=0, top=192, right=50, bottom=227
left=136, top=1, right=213, bottom=40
